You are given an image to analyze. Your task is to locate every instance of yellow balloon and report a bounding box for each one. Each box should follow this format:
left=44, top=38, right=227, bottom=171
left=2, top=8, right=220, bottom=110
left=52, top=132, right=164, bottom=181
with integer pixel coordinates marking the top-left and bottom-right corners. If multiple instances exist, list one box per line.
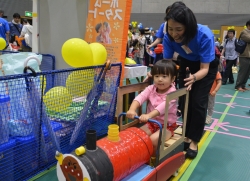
left=43, top=86, right=72, bottom=112
left=89, top=43, right=107, bottom=65
left=66, top=69, right=95, bottom=97
left=61, top=38, right=93, bottom=68
left=125, top=58, right=136, bottom=64
left=0, top=38, right=6, bottom=50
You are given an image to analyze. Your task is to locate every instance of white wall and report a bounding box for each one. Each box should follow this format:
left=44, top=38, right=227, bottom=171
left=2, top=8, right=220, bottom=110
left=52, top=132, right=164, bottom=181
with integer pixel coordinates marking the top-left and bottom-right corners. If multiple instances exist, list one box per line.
left=132, top=0, right=250, bottom=14
left=38, top=0, right=88, bottom=69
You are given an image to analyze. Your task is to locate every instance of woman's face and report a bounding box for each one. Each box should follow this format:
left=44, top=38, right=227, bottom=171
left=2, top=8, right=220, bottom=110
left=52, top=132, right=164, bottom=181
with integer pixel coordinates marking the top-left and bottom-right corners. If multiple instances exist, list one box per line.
left=167, top=19, right=185, bottom=43
left=227, top=32, right=234, bottom=39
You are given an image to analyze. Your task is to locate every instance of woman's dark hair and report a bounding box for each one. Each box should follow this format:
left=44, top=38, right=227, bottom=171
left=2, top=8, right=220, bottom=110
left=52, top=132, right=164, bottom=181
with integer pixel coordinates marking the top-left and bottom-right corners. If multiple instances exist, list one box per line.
left=164, top=1, right=186, bottom=21
left=23, top=19, right=28, bottom=24
left=227, top=29, right=235, bottom=35
left=165, top=5, right=172, bottom=15
left=246, top=20, right=250, bottom=26
left=151, top=59, right=177, bottom=79
left=165, top=3, right=197, bottom=45
left=95, top=23, right=102, bottom=33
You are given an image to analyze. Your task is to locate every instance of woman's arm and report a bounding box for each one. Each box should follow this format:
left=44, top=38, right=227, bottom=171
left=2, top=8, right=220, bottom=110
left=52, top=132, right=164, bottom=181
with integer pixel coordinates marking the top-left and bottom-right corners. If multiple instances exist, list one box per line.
left=184, top=62, right=210, bottom=90
left=148, top=38, right=162, bottom=49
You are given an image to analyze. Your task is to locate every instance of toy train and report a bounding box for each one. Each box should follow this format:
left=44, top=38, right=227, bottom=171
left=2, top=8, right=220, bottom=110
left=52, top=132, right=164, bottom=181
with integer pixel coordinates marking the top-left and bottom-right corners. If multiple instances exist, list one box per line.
left=56, top=86, right=189, bottom=181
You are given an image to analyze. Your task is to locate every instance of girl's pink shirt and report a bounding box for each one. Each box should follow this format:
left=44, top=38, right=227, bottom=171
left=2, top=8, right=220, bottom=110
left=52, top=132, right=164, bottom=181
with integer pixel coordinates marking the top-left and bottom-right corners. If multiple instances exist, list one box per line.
left=134, top=84, right=177, bottom=124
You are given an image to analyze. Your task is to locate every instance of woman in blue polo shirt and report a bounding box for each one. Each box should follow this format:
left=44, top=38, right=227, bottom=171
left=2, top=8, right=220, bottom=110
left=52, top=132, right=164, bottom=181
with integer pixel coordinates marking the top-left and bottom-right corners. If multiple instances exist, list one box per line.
left=163, top=3, right=217, bottom=159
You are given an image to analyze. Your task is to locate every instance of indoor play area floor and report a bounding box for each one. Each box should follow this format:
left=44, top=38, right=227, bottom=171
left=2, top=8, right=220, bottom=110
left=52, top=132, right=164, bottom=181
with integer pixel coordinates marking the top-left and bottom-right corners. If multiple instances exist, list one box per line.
left=29, top=74, right=250, bottom=181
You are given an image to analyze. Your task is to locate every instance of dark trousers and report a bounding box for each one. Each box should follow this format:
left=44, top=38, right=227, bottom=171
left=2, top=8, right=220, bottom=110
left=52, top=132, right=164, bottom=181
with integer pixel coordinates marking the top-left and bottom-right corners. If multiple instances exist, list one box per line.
left=178, top=56, right=217, bottom=142
left=144, top=51, right=150, bottom=66
left=222, top=59, right=237, bottom=83
left=235, top=57, right=250, bottom=89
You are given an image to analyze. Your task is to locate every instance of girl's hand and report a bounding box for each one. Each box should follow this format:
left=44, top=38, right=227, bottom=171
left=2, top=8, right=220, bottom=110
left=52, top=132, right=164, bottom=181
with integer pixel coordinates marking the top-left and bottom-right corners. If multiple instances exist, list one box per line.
left=139, top=114, right=150, bottom=123
left=126, top=110, right=137, bottom=119
left=210, top=91, right=216, bottom=96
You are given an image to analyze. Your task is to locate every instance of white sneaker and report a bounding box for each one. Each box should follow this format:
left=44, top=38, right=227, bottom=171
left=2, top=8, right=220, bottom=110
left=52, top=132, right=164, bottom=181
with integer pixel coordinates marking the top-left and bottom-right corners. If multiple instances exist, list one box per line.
left=206, top=116, right=212, bottom=124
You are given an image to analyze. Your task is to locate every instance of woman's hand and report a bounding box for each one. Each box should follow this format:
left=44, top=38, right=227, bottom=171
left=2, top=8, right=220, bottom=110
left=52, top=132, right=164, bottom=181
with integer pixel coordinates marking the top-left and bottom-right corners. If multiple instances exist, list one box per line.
left=126, top=110, right=137, bottom=119
left=220, top=55, right=225, bottom=60
left=184, top=74, right=195, bottom=91
left=184, top=67, right=195, bottom=91
left=143, top=71, right=152, bottom=82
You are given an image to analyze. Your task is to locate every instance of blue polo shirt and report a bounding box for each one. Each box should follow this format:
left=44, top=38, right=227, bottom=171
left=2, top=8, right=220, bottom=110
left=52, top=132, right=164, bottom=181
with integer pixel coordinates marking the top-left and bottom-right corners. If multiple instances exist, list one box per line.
left=163, top=24, right=215, bottom=63
left=155, top=23, right=165, bottom=39
left=0, top=18, right=10, bottom=42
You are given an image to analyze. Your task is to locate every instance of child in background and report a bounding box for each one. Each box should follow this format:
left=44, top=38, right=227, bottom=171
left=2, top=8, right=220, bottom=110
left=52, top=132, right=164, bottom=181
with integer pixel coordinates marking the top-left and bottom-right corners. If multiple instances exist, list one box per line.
left=206, top=70, right=222, bottom=124
left=102, top=22, right=112, bottom=44
left=126, top=59, right=178, bottom=158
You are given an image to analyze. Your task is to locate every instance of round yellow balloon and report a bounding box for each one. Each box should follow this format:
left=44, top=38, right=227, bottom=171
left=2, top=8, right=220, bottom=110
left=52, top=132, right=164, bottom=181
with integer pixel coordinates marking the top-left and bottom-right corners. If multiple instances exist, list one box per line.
left=43, top=86, right=72, bottom=112
left=66, top=69, right=95, bottom=97
left=125, top=58, right=136, bottom=65
left=61, top=38, right=93, bottom=68
left=89, top=43, right=107, bottom=65
left=0, top=38, right=6, bottom=50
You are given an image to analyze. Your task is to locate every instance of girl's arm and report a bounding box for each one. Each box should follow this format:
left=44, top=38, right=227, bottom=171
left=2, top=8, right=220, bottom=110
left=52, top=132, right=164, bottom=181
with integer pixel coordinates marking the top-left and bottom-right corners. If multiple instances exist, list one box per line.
left=139, top=110, right=159, bottom=123
left=126, top=100, right=140, bottom=119
left=211, top=79, right=222, bottom=96
left=127, top=86, right=152, bottom=119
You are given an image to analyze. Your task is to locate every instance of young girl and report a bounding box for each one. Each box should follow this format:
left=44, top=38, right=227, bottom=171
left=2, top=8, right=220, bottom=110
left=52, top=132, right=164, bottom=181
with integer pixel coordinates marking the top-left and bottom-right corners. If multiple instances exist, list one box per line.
left=101, top=22, right=112, bottom=44
left=126, top=59, right=178, bottom=156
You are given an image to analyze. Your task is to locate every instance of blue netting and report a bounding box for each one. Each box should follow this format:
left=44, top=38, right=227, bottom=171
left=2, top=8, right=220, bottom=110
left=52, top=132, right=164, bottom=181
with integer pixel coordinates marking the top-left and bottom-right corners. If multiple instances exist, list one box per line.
left=0, top=63, right=121, bottom=181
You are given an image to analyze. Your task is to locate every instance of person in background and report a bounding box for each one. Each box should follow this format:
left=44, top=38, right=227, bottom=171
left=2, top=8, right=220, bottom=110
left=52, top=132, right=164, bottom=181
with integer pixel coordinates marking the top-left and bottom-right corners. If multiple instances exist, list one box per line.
left=162, top=2, right=217, bottom=159
left=235, top=20, right=250, bottom=92
left=19, top=19, right=33, bottom=52
left=220, top=28, right=238, bottom=85
left=206, top=56, right=222, bottom=124
left=215, top=37, right=220, bottom=48
left=8, top=13, right=22, bottom=45
left=0, top=9, right=10, bottom=48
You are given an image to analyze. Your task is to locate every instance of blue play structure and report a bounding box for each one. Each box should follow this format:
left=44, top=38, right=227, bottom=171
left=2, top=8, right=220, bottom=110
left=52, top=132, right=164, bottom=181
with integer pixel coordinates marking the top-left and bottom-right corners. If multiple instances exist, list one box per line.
left=0, top=51, right=122, bottom=181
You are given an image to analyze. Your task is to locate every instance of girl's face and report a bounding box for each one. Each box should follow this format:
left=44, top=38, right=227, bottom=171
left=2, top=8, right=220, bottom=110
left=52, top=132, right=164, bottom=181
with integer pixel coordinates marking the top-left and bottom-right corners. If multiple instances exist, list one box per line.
left=168, top=19, right=185, bottom=43
left=103, top=25, right=107, bottom=31
left=153, top=74, right=175, bottom=94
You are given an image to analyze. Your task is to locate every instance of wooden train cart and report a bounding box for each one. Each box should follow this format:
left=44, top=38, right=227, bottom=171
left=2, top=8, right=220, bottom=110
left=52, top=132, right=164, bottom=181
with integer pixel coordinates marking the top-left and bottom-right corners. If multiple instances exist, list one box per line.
left=116, top=82, right=189, bottom=181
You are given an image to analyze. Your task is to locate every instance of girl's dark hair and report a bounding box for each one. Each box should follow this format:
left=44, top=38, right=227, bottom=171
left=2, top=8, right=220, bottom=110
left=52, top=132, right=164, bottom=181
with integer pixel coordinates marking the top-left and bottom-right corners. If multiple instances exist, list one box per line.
left=165, top=3, right=197, bottom=45
left=103, top=22, right=109, bottom=27
left=227, top=29, right=235, bottom=35
left=151, top=59, right=177, bottom=79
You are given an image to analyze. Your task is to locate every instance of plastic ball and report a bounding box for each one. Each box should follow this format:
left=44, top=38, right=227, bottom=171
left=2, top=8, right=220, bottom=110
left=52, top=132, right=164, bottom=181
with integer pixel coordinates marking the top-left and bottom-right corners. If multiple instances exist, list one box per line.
left=66, top=69, right=95, bottom=97
left=0, top=38, right=6, bottom=50
left=61, top=38, right=93, bottom=68
left=125, top=58, right=136, bottom=65
left=89, top=43, right=107, bottom=66
left=43, top=86, right=72, bottom=112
